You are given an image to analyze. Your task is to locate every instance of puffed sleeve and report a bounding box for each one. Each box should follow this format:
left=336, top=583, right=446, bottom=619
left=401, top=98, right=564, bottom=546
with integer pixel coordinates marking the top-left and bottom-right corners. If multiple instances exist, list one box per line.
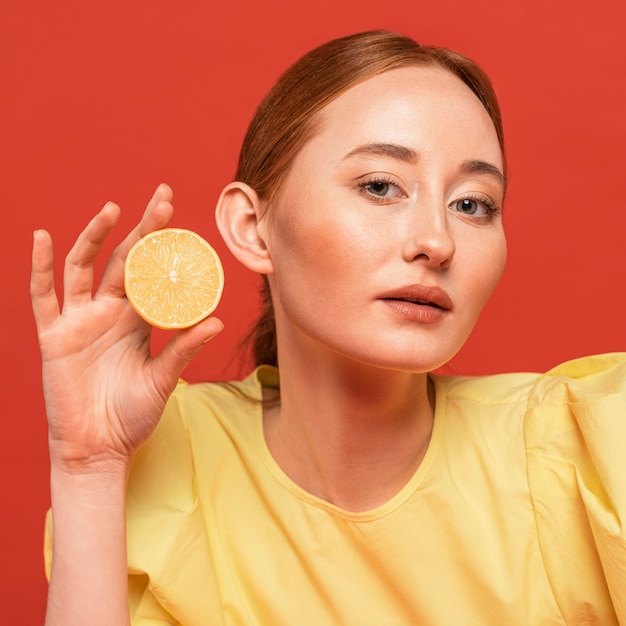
left=44, top=381, right=222, bottom=625
left=43, top=488, right=179, bottom=625
left=524, top=353, right=626, bottom=623
left=125, top=382, right=222, bottom=624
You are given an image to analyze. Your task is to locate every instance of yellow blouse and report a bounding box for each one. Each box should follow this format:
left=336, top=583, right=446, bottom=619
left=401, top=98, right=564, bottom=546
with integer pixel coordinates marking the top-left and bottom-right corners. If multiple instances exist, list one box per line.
left=45, top=354, right=626, bottom=624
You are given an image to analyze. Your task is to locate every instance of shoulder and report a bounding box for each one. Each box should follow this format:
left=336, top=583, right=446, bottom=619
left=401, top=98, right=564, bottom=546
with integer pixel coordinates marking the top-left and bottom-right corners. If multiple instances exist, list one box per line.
left=519, top=354, right=626, bottom=485
left=436, top=352, right=626, bottom=407
left=432, top=353, right=626, bottom=465
left=127, top=367, right=268, bottom=509
left=519, top=353, right=626, bottom=442
left=541, top=352, right=626, bottom=400
left=519, top=354, right=626, bottom=616
left=169, top=363, right=277, bottom=423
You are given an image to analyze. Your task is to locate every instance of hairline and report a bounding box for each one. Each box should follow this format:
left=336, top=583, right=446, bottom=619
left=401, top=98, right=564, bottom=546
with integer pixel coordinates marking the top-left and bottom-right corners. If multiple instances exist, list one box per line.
left=261, top=59, right=505, bottom=204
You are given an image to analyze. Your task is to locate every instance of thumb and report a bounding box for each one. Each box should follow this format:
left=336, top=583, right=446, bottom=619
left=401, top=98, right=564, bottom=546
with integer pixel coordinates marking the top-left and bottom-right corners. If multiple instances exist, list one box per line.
left=154, top=317, right=224, bottom=383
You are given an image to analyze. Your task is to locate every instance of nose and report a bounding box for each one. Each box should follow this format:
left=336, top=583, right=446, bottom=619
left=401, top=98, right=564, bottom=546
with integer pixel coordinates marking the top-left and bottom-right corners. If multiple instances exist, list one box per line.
left=401, top=200, right=456, bottom=269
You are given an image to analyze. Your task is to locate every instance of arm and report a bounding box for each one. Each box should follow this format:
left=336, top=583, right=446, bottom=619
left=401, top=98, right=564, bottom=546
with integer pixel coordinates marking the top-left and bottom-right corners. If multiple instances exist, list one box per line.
left=31, top=185, right=223, bottom=626
left=46, top=467, right=131, bottom=625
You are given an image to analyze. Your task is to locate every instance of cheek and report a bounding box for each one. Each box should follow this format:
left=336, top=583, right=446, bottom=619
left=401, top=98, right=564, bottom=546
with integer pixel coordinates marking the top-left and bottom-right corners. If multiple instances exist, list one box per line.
left=272, top=216, right=338, bottom=273
left=465, top=234, right=507, bottom=309
left=266, top=211, right=346, bottom=308
left=267, top=194, right=376, bottom=283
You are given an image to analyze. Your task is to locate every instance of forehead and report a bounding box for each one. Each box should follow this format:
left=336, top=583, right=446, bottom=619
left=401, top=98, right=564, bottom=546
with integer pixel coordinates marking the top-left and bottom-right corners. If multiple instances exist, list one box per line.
left=309, top=65, right=502, bottom=169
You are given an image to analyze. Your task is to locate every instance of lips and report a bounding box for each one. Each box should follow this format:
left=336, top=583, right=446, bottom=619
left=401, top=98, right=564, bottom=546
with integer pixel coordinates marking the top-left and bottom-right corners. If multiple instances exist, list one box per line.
left=378, top=284, right=453, bottom=311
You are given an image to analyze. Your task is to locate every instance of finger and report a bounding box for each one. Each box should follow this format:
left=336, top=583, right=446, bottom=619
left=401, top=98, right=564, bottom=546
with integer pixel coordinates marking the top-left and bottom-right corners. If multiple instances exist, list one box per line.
left=150, top=317, right=224, bottom=395
left=97, top=184, right=175, bottom=299
left=62, top=201, right=121, bottom=308
left=31, top=229, right=60, bottom=332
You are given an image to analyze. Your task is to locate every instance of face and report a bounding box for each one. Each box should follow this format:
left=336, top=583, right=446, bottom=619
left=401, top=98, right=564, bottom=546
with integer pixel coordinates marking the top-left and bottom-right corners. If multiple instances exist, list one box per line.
left=260, top=65, right=507, bottom=372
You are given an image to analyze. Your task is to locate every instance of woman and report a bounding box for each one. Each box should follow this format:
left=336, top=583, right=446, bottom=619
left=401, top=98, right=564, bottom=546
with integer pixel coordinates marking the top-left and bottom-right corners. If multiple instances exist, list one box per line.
left=31, top=31, right=625, bottom=625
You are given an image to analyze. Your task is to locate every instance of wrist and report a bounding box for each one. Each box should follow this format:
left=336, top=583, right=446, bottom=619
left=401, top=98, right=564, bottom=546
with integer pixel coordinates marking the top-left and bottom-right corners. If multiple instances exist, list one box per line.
left=49, top=440, right=135, bottom=479
left=49, top=456, right=132, bottom=503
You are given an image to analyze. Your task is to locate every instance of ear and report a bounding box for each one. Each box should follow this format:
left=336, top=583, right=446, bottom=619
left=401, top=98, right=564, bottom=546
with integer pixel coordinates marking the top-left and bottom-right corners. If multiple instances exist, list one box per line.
left=215, top=182, right=274, bottom=275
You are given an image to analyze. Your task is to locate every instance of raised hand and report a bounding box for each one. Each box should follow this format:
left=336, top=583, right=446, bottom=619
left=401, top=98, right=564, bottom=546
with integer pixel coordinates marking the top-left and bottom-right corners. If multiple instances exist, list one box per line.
left=31, top=184, right=223, bottom=475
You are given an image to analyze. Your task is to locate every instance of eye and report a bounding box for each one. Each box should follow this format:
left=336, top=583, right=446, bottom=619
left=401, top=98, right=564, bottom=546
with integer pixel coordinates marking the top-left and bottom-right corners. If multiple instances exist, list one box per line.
left=454, top=198, right=483, bottom=215
left=450, top=195, right=500, bottom=218
left=366, top=181, right=392, bottom=196
left=357, top=176, right=405, bottom=202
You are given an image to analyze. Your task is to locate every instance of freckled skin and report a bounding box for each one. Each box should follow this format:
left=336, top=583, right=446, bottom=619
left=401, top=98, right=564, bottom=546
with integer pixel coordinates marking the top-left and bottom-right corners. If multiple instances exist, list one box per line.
left=262, top=66, right=507, bottom=373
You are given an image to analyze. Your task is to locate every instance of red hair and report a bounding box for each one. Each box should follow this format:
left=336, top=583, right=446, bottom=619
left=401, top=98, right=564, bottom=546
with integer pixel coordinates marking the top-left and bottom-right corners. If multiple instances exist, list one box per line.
left=234, top=30, right=506, bottom=368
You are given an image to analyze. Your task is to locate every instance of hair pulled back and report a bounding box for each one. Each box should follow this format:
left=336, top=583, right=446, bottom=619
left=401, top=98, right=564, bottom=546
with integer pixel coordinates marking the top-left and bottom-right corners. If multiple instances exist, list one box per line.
left=235, top=30, right=505, bottom=369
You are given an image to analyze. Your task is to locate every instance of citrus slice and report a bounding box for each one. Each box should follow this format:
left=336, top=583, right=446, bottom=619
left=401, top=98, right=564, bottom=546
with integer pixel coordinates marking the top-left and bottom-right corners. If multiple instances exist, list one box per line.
left=124, top=228, right=224, bottom=329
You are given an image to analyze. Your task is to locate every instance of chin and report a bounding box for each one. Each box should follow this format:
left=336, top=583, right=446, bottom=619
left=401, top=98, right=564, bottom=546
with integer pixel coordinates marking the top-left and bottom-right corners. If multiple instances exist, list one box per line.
left=336, top=339, right=466, bottom=375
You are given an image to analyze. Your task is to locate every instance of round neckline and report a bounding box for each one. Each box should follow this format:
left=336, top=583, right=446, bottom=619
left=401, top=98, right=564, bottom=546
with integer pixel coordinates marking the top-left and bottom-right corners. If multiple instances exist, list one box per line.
left=251, top=367, right=447, bottom=523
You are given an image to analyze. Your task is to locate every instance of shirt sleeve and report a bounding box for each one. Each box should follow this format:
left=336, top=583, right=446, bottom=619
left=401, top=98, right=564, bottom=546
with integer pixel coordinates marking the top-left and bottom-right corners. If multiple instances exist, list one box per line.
left=524, top=353, right=626, bottom=623
left=127, top=574, right=177, bottom=625
left=43, top=506, right=177, bottom=625
left=125, top=382, right=222, bottom=625
left=43, top=381, right=222, bottom=625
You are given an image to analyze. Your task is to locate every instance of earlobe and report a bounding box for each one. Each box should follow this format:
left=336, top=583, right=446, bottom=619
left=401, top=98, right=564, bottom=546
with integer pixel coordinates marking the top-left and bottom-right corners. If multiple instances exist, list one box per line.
left=215, top=182, right=275, bottom=275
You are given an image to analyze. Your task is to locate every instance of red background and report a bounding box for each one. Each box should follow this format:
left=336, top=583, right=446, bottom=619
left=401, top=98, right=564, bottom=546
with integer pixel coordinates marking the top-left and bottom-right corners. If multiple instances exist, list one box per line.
left=1, top=0, right=625, bottom=621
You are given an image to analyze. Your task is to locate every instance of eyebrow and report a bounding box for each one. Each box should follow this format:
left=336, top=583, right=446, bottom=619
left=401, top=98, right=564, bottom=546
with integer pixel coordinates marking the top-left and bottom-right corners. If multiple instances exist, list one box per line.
left=342, top=143, right=418, bottom=163
left=460, top=159, right=507, bottom=190
left=341, top=143, right=506, bottom=191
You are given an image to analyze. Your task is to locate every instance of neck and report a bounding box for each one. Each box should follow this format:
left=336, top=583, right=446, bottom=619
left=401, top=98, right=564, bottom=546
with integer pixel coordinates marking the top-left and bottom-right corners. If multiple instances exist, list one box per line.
left=263, top=347, right=435, bottom=512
